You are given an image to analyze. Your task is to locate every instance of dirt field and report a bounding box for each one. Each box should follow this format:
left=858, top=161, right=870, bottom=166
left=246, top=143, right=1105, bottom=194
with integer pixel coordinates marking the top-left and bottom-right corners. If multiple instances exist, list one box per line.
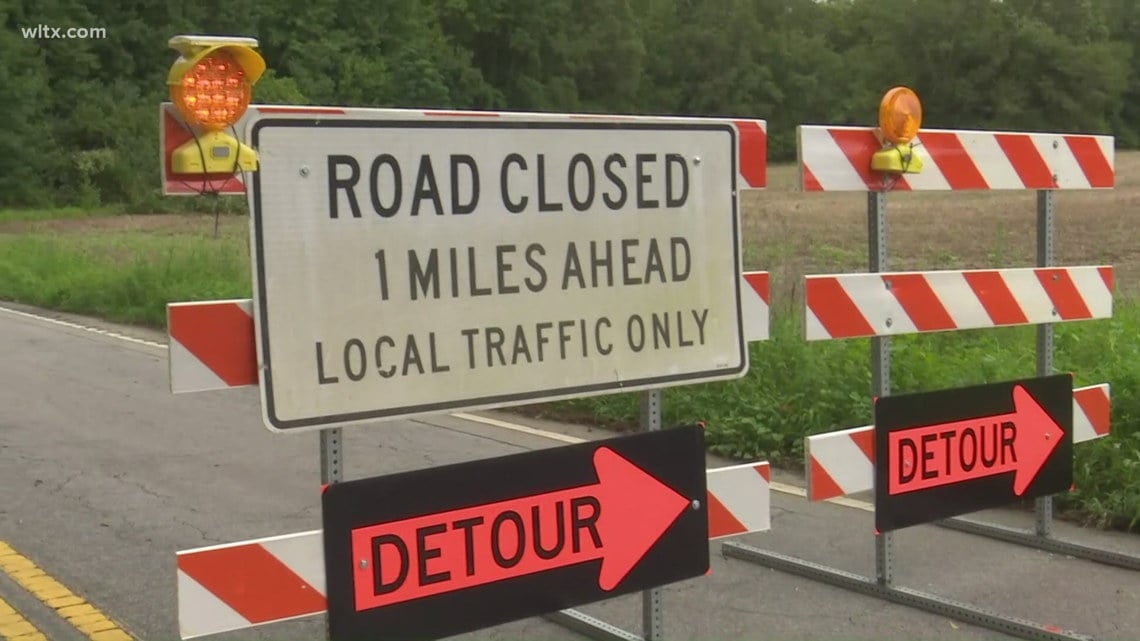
left=747, top=151, right=1140, bottom=308
left=6, top=151, right=1137, bottom=303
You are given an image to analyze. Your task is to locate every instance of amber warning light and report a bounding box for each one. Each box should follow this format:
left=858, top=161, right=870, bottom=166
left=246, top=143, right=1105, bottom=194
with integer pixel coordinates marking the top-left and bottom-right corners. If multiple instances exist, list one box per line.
left=871, top=86, right=924, bottom=175
left=166, top=35, right=265, bottom=175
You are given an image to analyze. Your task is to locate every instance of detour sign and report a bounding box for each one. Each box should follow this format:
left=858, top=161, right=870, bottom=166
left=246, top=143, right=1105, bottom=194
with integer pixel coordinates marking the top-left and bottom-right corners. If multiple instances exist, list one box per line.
left=889, top=385, right=1062, bottom=496
left=351, top=446, right=688, bottom=609
left=874, top=374, right=1074, bottom=533
left=321, top=425, right=710, bottom=641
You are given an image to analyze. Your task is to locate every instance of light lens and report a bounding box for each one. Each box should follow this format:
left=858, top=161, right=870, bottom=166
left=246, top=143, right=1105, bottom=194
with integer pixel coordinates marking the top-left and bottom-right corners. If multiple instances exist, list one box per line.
left=172, top=50, right=251, bottom=130
left=878, top=86, right=922, bottom=145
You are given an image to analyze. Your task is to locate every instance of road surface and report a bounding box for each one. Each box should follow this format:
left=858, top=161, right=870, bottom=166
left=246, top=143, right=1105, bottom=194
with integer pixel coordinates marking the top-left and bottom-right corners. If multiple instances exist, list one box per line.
left=0, top=302, right=1137, bottom=641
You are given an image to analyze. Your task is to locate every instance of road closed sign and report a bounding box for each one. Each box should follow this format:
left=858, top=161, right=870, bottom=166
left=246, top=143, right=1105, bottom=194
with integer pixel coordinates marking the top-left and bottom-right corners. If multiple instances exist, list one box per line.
left=247, top=116, right=748, bottom=431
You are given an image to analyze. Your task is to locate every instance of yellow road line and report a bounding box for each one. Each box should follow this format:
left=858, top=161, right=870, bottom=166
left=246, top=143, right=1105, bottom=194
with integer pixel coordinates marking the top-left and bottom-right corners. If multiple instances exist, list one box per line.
left=0, top=594, right=47, bottom=641
left=0, top=541, right=135, bottom=641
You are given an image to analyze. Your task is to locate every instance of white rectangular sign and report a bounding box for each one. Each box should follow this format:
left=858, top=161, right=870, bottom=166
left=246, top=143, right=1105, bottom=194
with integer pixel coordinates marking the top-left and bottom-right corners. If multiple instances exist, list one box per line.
left=248, top=117, right=747, bottom=432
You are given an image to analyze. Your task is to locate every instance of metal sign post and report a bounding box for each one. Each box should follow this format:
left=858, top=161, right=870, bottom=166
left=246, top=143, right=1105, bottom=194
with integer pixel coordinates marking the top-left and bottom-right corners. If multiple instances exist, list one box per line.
left=320, top=426, right=341, bottom=641
left=1036, top=190, right=1057, bottom=538
left=868, top=191, right=893, bottom=588
left=640, top=390, right=665, bottom=641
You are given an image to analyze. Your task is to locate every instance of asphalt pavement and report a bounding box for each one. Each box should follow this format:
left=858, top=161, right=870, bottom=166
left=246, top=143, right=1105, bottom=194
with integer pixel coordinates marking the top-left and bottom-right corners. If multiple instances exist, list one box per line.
left=0, top=302, right=1137, bottom=641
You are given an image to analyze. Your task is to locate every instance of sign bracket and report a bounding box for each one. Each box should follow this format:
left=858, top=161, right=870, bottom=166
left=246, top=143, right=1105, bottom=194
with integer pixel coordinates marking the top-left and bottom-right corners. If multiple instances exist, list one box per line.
left=933, top=189, right=1140, bottom=572
left=320, top=426, right=342, bottom=641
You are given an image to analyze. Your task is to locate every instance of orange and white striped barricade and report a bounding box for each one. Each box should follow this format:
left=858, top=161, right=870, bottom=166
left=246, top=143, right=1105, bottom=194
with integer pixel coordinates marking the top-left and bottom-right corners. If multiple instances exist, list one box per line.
left=799, top=266, right=1133, bottom=567
left=174, top=458, right=773, bottom=640
left=721, top=114, right=1122, bottom=641
left=162, top=103, right=775, bottom=641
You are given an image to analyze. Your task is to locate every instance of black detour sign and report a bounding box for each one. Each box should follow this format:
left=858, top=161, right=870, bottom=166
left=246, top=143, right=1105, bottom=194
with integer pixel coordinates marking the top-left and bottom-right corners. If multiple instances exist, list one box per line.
left=874, top=374, right=1073, bottom=532
left=321, top=425, right=710, bottom=640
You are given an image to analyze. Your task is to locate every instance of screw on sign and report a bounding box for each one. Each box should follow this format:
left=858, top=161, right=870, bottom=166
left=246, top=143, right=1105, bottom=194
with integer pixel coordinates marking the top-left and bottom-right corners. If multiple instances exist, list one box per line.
left=874, top=373, right=1074, bottom=533
left=321, top=425, right=710, bottom=641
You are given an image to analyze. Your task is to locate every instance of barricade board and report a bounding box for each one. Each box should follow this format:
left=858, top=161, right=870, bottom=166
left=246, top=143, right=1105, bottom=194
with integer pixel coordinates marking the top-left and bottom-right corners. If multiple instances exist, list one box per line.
left=796, top=125, right=1114, bottom=191
left=321, top=425, right=709, bottom=640
left=174, top=458, right=770, bottom=639
left=248, top=116, right=751, bottom=432
left=805, top=384, right=1110, bottom=502
left=874, top=374, right=1074, bottom=532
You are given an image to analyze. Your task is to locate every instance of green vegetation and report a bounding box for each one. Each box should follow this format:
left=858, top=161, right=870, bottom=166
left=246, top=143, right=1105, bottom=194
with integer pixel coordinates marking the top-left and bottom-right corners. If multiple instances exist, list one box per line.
left=0, top=209, right=1137, bottom=531
left=0, top=213, right=249, bottom=326
left=553, top=311, right=1140, bottom=531
left=2, top=0, right=1139, bottom=531
left=3, top=0, right=1140, bottom=210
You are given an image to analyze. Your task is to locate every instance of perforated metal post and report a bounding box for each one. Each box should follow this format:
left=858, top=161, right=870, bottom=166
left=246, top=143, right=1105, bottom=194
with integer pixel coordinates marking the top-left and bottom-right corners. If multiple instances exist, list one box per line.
left=320, top=427, right=341, bottom=641
left=869, top=191, right=893, bottom=586
left=1034, top=190, right=1056, bottom=537
left=640, top=390, right=664, bottom=641
left=320, top=428, right=343, bottom=485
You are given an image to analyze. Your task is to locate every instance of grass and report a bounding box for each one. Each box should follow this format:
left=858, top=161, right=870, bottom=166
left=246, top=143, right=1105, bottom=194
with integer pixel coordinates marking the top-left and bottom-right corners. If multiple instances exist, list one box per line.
left=0, top=215, right=250, bottom=326
left=1, top=153, right=1138, bottom=531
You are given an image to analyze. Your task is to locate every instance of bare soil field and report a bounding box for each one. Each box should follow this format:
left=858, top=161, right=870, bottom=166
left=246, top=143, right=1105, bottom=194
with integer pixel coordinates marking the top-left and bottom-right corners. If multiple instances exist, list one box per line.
left=748, top=151, right=1140, bottom=308
left=5, top=151, right=1137, bottom=302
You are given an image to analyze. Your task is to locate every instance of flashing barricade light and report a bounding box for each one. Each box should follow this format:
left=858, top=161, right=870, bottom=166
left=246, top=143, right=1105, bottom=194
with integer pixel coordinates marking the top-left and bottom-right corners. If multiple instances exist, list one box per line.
left=167, top=35, right=265, bottom=175
left=871, top=86, right=924, bottom=175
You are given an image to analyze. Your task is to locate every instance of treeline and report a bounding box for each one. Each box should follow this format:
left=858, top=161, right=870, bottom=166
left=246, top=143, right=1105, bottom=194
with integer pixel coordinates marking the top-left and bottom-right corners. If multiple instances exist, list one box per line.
left=2, top=0, right=1138, bottom=210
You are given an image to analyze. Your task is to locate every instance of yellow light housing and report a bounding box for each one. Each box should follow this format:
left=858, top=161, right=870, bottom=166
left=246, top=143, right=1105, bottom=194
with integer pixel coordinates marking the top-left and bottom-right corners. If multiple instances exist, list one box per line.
left=170, top=129, right=259, bottom=174
left=871, top=142, right=924, bottom=174
left=871, top=86, right=924, bottom=175
left=167, top=35, right=264, bottom=175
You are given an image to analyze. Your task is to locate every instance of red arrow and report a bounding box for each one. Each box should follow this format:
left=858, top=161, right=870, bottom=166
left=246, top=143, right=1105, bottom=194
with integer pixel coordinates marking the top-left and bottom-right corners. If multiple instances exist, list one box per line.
left=888, top=385, right=1063, bottom=497
left=349, top=447, right=691, bottom=612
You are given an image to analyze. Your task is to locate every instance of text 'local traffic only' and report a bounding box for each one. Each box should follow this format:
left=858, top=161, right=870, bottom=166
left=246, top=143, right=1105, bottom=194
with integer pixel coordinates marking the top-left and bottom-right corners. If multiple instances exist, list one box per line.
left=250, top=121, right=747, bottom=430
left=349, top=447, right=692, bottom=611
